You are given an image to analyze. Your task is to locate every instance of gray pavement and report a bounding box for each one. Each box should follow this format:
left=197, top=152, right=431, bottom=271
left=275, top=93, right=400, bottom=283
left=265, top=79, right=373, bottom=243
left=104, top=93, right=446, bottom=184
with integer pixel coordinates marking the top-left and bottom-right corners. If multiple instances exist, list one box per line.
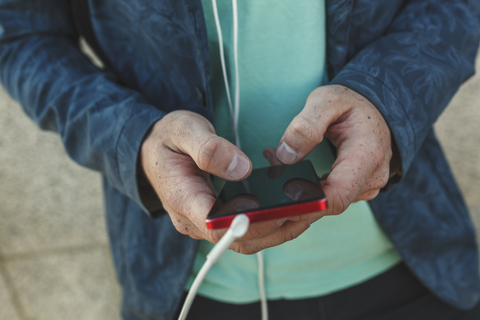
left=0, top=77, right=121, bottom=317
left=1, top=51, right=480, bottom=320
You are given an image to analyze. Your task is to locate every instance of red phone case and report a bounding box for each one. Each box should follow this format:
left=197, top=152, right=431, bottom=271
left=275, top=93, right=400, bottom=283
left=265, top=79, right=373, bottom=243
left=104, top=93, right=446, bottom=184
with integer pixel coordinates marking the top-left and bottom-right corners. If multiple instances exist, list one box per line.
left=206, top=197, right=327, bottom=230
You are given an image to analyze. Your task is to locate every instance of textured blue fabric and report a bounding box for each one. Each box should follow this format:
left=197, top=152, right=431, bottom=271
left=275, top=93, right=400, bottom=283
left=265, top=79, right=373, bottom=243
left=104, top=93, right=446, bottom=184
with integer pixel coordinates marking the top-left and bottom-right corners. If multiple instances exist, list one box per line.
left=0, top=0, right=479, bottom=319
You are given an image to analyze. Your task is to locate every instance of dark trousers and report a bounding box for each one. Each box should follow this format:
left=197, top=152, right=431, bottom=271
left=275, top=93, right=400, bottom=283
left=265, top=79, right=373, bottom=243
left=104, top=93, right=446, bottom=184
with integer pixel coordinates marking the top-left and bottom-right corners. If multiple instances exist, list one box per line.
left=177, top=263, right=480, bottom=320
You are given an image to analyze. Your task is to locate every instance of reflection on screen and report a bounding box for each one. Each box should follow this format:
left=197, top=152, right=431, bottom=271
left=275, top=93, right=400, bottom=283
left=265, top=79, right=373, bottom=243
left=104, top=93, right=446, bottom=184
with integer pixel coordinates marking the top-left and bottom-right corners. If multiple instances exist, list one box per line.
left=208, top=160, right=325, bottom=218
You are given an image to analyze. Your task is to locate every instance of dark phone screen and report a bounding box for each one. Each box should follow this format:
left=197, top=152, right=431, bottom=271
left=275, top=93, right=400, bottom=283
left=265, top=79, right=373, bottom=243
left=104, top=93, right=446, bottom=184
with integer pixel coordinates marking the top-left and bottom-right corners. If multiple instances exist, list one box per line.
left=208, top=160, right=325, bottom=219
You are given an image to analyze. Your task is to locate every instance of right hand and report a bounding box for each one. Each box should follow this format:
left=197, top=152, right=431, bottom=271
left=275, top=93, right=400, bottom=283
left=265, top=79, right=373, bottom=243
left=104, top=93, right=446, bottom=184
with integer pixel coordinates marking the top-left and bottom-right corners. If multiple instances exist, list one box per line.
left=140, top=110, right=313, bottom=254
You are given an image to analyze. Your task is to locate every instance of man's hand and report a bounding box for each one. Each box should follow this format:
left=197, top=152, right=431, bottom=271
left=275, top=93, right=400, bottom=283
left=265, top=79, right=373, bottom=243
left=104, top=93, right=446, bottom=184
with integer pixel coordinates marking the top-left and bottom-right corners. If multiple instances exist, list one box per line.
left=276, top=85, right=392, bottom=219
left=141, top=110, right=313, bottom=254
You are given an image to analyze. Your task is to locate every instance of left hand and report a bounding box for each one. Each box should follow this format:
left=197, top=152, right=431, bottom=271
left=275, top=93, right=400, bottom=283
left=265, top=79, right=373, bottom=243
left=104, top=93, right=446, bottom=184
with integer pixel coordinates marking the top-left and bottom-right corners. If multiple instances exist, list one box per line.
left=274, top=84, right=392, bottom=219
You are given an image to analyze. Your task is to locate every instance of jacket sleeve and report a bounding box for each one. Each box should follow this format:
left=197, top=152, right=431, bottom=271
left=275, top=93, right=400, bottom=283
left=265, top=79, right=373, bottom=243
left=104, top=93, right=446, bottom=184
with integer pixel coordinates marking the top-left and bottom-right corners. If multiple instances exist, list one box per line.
left=330, top=0, right=480, bottom=184
left=0, top=0, right=165, bottom=214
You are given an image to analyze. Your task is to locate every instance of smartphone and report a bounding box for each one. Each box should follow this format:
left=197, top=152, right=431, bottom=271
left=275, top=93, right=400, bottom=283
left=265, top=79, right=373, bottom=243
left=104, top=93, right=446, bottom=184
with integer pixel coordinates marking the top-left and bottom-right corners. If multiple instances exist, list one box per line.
left=206, top=160, right=327, bottom=229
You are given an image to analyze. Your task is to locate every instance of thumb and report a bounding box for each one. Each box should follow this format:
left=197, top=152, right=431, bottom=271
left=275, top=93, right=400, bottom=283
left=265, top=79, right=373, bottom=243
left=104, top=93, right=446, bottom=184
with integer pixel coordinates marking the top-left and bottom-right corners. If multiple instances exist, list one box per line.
left=276, top=108, right=332, bottom=165
left=168, top=112, right=252, bottom=181
left=276, top=86, right=348, bottom=165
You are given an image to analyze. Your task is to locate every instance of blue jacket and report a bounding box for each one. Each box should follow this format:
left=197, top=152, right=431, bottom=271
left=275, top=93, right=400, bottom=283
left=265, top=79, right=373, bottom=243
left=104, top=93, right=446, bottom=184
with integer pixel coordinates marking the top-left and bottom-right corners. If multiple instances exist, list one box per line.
left=0, top=0, right=479, bottom=319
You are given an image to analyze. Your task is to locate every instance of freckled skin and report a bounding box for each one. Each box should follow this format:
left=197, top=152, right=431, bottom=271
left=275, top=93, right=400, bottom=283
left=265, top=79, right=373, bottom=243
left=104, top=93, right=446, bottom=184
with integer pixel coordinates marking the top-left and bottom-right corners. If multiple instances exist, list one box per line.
left=141, top=110, right=315, bottom=254
left=278, top=84, right=392, bottom=216
left=141, top=83, right=393, bottom=254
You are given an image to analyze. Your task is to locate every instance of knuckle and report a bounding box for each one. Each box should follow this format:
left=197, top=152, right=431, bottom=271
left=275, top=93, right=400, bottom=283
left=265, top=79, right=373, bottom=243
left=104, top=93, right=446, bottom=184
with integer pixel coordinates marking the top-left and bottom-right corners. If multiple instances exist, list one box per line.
left=282, top=229, right=300, bottom=243
left=367, top=168, right=390, bottom=190
left=290, top=116, right=321, bottom=145
left=378, top=171, right=390, bottom=188
left=248, top=225, right=269, bottom=240
left=385, top=144, right=393, bottom=162
left=232, top=242, right=258, bottom=255
left=330, top=188, right=354, bottom=215
left=360, top=189, right=380, bottom=201
left=163, top=189, right=181, bottom=212
left=336, top=197, right=350, bottom=214
left=172, top=115, right=194, bottom=139
left=371, top=147, right=386, bottom=170
left=209, top=230, right=223, bottom=244
left=196, top=136, right=221, bottom=172
left=171, top=219, right=191, bottom=236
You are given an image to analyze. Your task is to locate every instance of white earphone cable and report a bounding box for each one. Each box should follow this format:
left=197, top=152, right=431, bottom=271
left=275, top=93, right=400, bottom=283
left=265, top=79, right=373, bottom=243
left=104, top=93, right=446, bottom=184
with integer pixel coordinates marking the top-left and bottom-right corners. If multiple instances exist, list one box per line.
left=179, top=1, right=268, bottom=319
left=178, top=214, right=250, bottom=320
left=256, top=248, right=268, bottom=320
left=232, top=0, right=241, bottom=149
left=211, top=0, right=241, bottom=148
left=213, top=1, right=268, bottom=318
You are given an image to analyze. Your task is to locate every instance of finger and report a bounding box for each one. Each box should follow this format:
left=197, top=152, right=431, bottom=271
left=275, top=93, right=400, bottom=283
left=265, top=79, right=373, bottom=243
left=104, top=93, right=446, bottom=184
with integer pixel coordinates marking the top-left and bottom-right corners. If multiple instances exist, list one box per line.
left=319, top=173, right=329, bottom=182
left=262, top=147, right=286, bottom=179
left=146, top=146, right=229, bottom=242
left=283, top=178, right=324, bottom=202
left=205, top=216, right=292, bottom=244
left=267, top=165, right=286, bottom=180
left=212, top=194, right=260, bottom=217
left=285, top=211, right=326, bottom=223
left=166, top=188, right=219, bottom=241
left=230, top=220, right=311, bottom=255
left=263, top=147, right=282, bottom=166
left=166, top=112, right=252, bottom=181
left=280, top=178, right=327, bottom=223
left=156, top=161, right=220, bottom=240
left=162, top=175, right=233, bottom=245
left=320, top=144, right=378, bottom=215
left=231, top=217, right=290, bottom=242
left=205, top=197, right=295, bottom=242
left=276, top=87, right=346, bottom=165
left=141, top=111, right=248, bottom=243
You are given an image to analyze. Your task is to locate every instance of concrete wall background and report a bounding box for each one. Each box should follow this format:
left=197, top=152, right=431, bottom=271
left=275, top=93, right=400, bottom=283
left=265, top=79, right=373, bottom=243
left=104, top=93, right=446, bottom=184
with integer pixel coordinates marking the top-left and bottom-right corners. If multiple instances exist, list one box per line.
left=0, top=53, right=479, bottom=320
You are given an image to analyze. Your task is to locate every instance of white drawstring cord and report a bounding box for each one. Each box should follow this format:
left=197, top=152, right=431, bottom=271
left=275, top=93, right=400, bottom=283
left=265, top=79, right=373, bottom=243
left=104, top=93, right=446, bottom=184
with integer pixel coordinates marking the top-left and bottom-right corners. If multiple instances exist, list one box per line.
left=178, top=214, right=250, bottom=320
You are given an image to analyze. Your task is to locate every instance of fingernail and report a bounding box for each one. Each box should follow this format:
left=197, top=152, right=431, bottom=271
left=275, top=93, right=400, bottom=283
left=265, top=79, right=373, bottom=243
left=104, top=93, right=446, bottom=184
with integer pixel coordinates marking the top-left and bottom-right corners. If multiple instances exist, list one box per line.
left=308, top=217, right=322, bottom=225
left=277, top=142, right=297, bottom=164
left=284, top=181, right=304, bottom=201
left=227, top=154, right=250, bottom=179
left=233, top=198, right=258, bottom=212
left=277, top=217, right=289, bottom=226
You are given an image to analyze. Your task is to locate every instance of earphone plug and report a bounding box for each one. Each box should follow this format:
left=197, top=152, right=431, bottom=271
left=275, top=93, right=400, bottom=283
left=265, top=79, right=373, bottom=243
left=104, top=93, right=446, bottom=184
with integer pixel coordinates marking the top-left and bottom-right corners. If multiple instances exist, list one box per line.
left=229, top=214, right=250, bottom=238
left=178, top=214, right=250, bottom=320
left=207, top=214, right=249, bottom=264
